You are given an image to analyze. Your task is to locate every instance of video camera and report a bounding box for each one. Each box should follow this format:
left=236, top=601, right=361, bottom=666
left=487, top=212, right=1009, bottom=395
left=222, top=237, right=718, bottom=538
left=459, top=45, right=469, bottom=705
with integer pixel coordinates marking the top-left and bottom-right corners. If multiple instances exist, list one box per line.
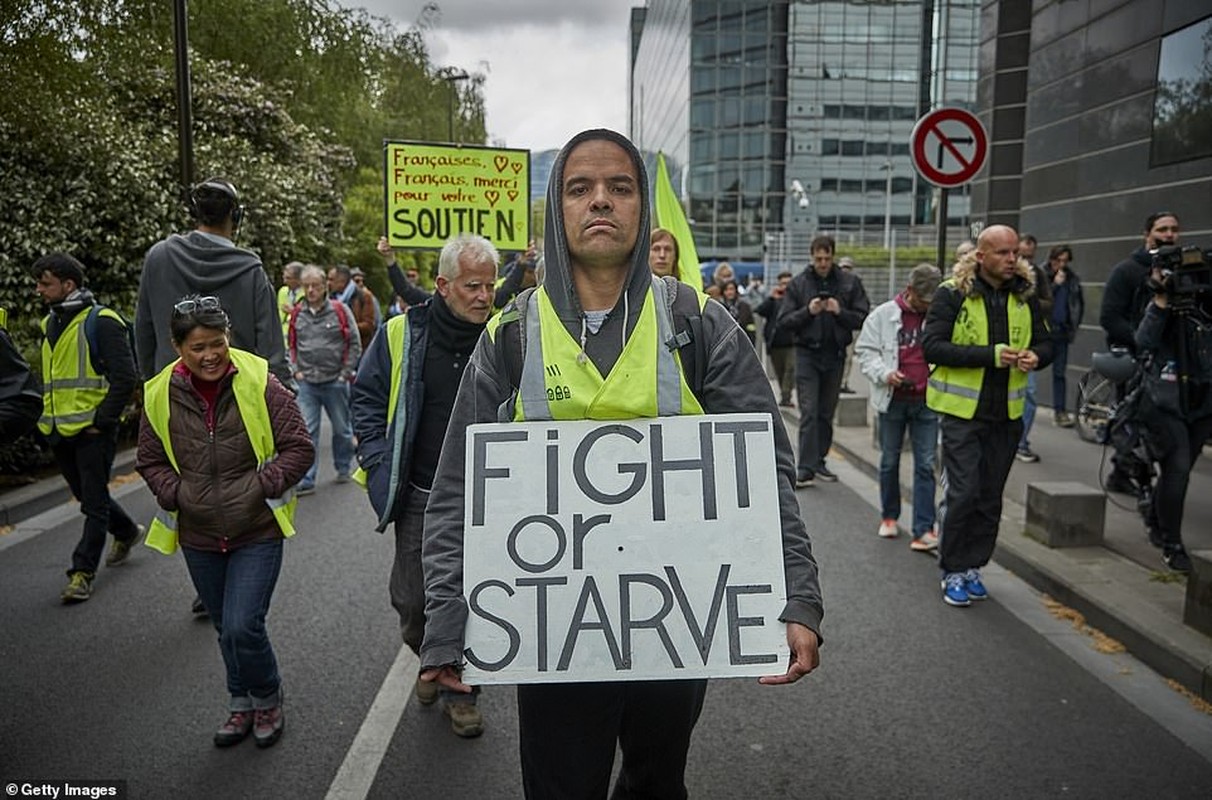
left=1150, top=245, right=1212, bottom=303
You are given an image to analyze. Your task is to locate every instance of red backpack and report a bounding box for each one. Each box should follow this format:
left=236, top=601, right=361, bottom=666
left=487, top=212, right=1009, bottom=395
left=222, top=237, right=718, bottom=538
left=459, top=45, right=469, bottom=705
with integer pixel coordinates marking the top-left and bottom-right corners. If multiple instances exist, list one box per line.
left=288, top=300, right=351, bottom=365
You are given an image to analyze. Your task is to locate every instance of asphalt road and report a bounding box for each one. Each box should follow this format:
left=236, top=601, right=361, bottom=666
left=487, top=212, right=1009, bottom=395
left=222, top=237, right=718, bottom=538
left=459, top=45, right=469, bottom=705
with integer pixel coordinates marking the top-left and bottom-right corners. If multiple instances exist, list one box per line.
left=3, top=427, right=1211, bottom=799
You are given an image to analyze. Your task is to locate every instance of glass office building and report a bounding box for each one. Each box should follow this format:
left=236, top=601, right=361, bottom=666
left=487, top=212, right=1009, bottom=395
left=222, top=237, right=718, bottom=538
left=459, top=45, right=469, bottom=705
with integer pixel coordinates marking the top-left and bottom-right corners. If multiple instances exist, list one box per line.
left=631, top=0, right=980, bottom=261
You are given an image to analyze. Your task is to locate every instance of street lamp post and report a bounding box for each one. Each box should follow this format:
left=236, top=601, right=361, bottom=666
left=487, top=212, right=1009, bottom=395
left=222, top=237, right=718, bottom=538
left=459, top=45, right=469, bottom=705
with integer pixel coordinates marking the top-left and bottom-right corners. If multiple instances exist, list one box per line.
left=881, top=159, right=893, bottom=250
left=439, top=67, right=470, bottom=143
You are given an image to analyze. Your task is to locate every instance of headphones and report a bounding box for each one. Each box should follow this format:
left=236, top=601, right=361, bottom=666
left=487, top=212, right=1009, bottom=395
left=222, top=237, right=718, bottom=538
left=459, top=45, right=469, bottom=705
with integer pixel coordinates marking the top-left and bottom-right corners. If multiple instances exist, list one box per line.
left=189, top=177, right=244, bottom=228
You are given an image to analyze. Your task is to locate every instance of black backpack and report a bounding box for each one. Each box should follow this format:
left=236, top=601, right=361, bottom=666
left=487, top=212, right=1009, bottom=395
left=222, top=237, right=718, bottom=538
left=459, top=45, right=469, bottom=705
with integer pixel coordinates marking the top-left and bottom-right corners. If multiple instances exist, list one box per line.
left=83, top=304, right=138, bottom=377
left=495, top=276, right=707, bottom=403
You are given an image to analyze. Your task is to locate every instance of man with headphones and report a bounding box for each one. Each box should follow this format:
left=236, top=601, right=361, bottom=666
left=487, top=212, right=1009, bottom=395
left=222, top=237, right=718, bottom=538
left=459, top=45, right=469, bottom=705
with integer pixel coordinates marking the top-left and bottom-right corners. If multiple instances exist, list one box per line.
left=135, top=178, right=291, bottom=388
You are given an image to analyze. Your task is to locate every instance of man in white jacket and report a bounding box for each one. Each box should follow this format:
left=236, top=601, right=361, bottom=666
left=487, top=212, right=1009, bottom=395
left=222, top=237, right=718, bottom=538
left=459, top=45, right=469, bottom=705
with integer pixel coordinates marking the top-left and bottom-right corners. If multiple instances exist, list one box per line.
left=856, top=264, right=942, bottom=550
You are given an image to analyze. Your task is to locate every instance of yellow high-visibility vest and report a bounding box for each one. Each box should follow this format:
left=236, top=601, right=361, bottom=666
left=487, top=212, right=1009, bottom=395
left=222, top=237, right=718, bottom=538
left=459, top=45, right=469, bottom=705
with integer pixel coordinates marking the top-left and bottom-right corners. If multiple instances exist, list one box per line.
left=926, top=284, right=1032, bottom=420
left=488, top=277, right=705, bottom=421
left=38, top=306, right=120, bottom=437
left=351, top=314, right=410, bottom=493
left=142, top=348, right=297, bottom=554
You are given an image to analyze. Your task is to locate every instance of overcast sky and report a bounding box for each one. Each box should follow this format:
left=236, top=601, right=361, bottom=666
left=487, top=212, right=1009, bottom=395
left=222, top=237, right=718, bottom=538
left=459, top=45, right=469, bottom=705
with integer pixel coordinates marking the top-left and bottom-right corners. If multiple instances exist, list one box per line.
left=350, top=0, right=640, bottom=153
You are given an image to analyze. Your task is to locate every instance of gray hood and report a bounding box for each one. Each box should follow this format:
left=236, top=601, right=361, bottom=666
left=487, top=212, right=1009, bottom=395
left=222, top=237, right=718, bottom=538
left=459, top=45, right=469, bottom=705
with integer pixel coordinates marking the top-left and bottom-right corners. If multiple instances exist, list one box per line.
left=541, top=129, right=653, bottom=347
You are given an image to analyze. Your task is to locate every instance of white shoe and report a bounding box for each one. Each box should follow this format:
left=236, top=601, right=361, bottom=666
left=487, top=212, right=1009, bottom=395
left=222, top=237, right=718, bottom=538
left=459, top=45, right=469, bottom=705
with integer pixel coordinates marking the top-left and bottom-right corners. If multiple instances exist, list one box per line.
left=878, top=519, right=899, bottom=538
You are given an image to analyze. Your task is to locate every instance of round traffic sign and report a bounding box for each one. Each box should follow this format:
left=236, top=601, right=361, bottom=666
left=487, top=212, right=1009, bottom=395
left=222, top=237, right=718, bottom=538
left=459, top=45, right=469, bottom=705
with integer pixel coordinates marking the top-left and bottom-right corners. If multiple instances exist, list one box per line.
left=910, top=107, right=988, bottom=188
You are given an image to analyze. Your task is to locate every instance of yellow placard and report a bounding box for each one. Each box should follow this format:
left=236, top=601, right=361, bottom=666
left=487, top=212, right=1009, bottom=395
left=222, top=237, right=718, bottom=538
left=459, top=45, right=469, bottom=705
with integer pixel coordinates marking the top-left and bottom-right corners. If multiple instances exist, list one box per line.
left=384, top=141, right=530, bottom=250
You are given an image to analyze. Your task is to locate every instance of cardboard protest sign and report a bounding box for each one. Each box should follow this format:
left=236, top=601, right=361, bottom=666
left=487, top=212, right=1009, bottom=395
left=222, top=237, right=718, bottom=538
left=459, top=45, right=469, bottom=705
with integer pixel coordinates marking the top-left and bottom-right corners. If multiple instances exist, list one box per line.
left=461, top=414, right=787, bottom=684
left=383, top=141, right=529, bottom=250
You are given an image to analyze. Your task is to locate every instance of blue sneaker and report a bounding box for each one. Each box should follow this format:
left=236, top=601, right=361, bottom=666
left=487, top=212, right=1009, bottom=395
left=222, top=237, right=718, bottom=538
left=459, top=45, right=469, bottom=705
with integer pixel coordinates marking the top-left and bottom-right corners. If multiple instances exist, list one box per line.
left=963, top=568, right=988, bottom=601
left=941, top=572, right=970, bottom=607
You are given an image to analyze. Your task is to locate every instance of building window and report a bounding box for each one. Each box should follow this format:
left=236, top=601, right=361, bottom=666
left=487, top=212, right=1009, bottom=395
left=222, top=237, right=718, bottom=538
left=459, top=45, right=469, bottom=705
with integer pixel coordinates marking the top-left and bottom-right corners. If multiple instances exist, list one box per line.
left=1151, top=15, right=1212, bottom=166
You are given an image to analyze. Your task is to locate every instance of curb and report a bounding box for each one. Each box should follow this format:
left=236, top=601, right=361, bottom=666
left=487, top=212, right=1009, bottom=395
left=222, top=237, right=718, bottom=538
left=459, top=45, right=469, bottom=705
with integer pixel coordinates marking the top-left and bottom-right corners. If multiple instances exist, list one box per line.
left=0, top=450, right=139, bottom=528
left=824, top=422, right=1212, bottom=703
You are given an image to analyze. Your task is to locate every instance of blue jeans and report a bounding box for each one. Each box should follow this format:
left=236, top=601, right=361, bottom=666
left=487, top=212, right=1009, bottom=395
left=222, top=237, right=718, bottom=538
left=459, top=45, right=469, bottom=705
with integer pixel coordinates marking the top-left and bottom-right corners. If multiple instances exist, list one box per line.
left=298, top=379, right=354, bottom=487
left=184, top=540, right=284, bottom=711
left=1051, top=337, right=1070, bottom=412
left=1018, top=371, right=1037, bottom=450
left=878, top=399, right=939, bottom=537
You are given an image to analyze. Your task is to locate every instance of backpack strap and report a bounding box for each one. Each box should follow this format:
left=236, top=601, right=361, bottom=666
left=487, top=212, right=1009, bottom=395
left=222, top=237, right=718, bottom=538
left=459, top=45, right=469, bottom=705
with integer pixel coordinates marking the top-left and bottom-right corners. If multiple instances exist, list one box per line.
left=83, top=304, right=135, bottom=376
left=287, top=304, right=302, bottom=363
left=332, top=300, right=352, bottom=364
left=663, top=276, right=706, bottom=402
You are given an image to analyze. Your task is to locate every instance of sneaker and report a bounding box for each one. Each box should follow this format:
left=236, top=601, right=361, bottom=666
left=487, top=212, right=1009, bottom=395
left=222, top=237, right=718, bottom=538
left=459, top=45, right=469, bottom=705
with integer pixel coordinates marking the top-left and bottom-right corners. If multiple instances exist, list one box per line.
left=878, top=519, right=899, bottom=538
left=335, top=472, right=351, bottom=484
left=814, top=465, right=839, bottom=483
left=105, top=524, right=145, bottom=567
left=296, top=483, right=315, bottom=496
left=963, top=568, right=988, bottom=600
left=61, top=571, right=94, bottom=603
left=1054, top=411, right=1075, bottom=428
left=213, top=710, right=254, bottom=747
left=839, top=385, right=855, bottom=394
left=910, top=530, right=939, bottom=552
left=795, top=472, right=815, bottom=488
left=779, top=399, right=794, bottom=408
left=941, top=573, right=970, bottom=607
left=254, top=703, right=285, bottom=749
left=1015, top=447, right=1040, bottom=463
left=415, top=676, right=438, bottom=706
left=191, top=595, right=209, bottom=617
left=1162, top=546, right=1192, bottom=574
left=443, top=701, right=484, bottom=738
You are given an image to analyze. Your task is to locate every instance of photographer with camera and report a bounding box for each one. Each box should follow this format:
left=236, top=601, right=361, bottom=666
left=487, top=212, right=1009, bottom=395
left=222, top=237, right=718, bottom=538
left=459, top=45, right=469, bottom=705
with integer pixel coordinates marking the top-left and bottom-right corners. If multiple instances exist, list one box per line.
left=777, top=234, right=870, bottom=485
left=1099, top=212, right=1181, bottom=495
left=1130, top=245, right=1212, bottom=573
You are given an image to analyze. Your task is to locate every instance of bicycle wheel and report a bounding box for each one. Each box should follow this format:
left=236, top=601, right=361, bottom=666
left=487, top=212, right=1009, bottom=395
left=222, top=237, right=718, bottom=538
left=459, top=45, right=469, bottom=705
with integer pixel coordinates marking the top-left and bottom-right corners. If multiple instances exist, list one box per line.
left=1075, top=369, right=1115, bottom=443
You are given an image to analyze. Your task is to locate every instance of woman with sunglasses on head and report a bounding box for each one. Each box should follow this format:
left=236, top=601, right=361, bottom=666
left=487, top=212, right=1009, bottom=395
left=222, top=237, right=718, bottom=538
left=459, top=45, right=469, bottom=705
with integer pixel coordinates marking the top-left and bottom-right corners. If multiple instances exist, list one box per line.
left=135, top=295, right=313, bottom=749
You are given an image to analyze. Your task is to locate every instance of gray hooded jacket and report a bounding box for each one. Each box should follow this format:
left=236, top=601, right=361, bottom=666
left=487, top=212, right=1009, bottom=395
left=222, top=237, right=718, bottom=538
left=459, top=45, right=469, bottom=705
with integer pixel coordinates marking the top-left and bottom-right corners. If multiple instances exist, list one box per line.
left=419, top=129, right=823, bottom=671
left=136, top=231, right=290, bottom=386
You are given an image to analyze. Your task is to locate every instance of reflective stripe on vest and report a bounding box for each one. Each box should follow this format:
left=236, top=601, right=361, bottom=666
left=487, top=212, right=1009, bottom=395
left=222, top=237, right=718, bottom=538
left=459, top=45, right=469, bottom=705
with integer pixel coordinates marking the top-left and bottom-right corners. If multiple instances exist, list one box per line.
left=514, top=277, right=704, bottom=421
left=142, top=348, right=297, bottom=554
left=926, top=287, right=1031, bottom=420
left=38, top=307, right=115, bottom=436
left=351, top=315, right=410, bottom=526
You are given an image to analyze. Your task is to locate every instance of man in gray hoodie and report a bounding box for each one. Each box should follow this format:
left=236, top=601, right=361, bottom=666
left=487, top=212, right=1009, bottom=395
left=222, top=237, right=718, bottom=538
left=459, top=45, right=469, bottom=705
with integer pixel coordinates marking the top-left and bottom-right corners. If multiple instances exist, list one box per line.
left=135, top=178, right=290, bottom=387
left=419, top=129, right=823, bottom=799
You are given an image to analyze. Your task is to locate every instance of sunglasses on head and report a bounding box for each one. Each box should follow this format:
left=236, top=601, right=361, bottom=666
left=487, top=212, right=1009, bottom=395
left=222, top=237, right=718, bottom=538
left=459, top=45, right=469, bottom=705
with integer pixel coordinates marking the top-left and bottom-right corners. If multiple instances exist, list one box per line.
left=173, top=296, right=223, bottom=315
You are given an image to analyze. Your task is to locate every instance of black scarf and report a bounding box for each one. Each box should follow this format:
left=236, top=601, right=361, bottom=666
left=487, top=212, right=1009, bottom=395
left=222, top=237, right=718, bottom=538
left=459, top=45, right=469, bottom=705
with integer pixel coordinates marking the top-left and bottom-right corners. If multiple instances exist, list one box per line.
left=427, top=292, right=485, bottom=354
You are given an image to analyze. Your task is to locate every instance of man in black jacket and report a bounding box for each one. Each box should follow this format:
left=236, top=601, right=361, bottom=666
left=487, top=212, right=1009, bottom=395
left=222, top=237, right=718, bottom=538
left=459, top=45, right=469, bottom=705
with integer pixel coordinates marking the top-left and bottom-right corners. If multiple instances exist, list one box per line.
left=33, top=253, right=141, bottom=603
left=923, top=226, right=1052, bottom=607
left=754, top=271, right=795, bottom=406
left=1099, top=212, right=1180, bottom=495
left=1101, top=212, right=1181, bottom=352
left=777, top=235, right=869, bottom=485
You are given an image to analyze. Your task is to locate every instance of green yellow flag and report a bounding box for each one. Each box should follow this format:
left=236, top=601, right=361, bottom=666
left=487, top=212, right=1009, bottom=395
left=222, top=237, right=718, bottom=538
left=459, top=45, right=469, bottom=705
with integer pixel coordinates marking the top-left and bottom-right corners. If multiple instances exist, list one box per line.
left=653, top=153, right=703, bottom=290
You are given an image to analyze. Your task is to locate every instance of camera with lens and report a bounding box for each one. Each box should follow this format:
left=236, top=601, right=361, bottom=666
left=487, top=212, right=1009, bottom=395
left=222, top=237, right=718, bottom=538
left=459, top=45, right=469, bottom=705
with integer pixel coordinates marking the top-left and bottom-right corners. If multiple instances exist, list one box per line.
left=1150, top=245, right=1212, bottom=306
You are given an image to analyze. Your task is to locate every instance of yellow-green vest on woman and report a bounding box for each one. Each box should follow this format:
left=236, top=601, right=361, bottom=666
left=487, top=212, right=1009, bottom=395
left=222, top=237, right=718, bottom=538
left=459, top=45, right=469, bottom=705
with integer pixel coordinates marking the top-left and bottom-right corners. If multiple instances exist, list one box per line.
left=487, top=277, right=705, bottom=421
left=926, top=284, right=1032, bottom=420
left=38, top=306, right=121, bottom=437
left=142, top=348, right=298, bottom=554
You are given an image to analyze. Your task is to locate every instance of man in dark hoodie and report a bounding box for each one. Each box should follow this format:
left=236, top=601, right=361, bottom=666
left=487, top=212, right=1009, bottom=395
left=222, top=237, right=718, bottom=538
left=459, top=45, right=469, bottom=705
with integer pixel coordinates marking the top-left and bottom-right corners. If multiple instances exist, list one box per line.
left=924, top=225, right=1052, bottom=608
left=32, top=253, right=142, bottom=603
left=418, top=130, right=823, bottom=799
left=135, top=178, right=290, bottom=387
left=351, top=233, right=498, bottom=740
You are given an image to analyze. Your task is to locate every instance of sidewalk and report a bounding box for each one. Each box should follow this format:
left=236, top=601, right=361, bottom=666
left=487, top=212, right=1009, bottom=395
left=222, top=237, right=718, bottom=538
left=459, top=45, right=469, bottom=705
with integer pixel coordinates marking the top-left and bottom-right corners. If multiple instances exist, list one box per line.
left=786, top=381, right=1212, bottom=702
